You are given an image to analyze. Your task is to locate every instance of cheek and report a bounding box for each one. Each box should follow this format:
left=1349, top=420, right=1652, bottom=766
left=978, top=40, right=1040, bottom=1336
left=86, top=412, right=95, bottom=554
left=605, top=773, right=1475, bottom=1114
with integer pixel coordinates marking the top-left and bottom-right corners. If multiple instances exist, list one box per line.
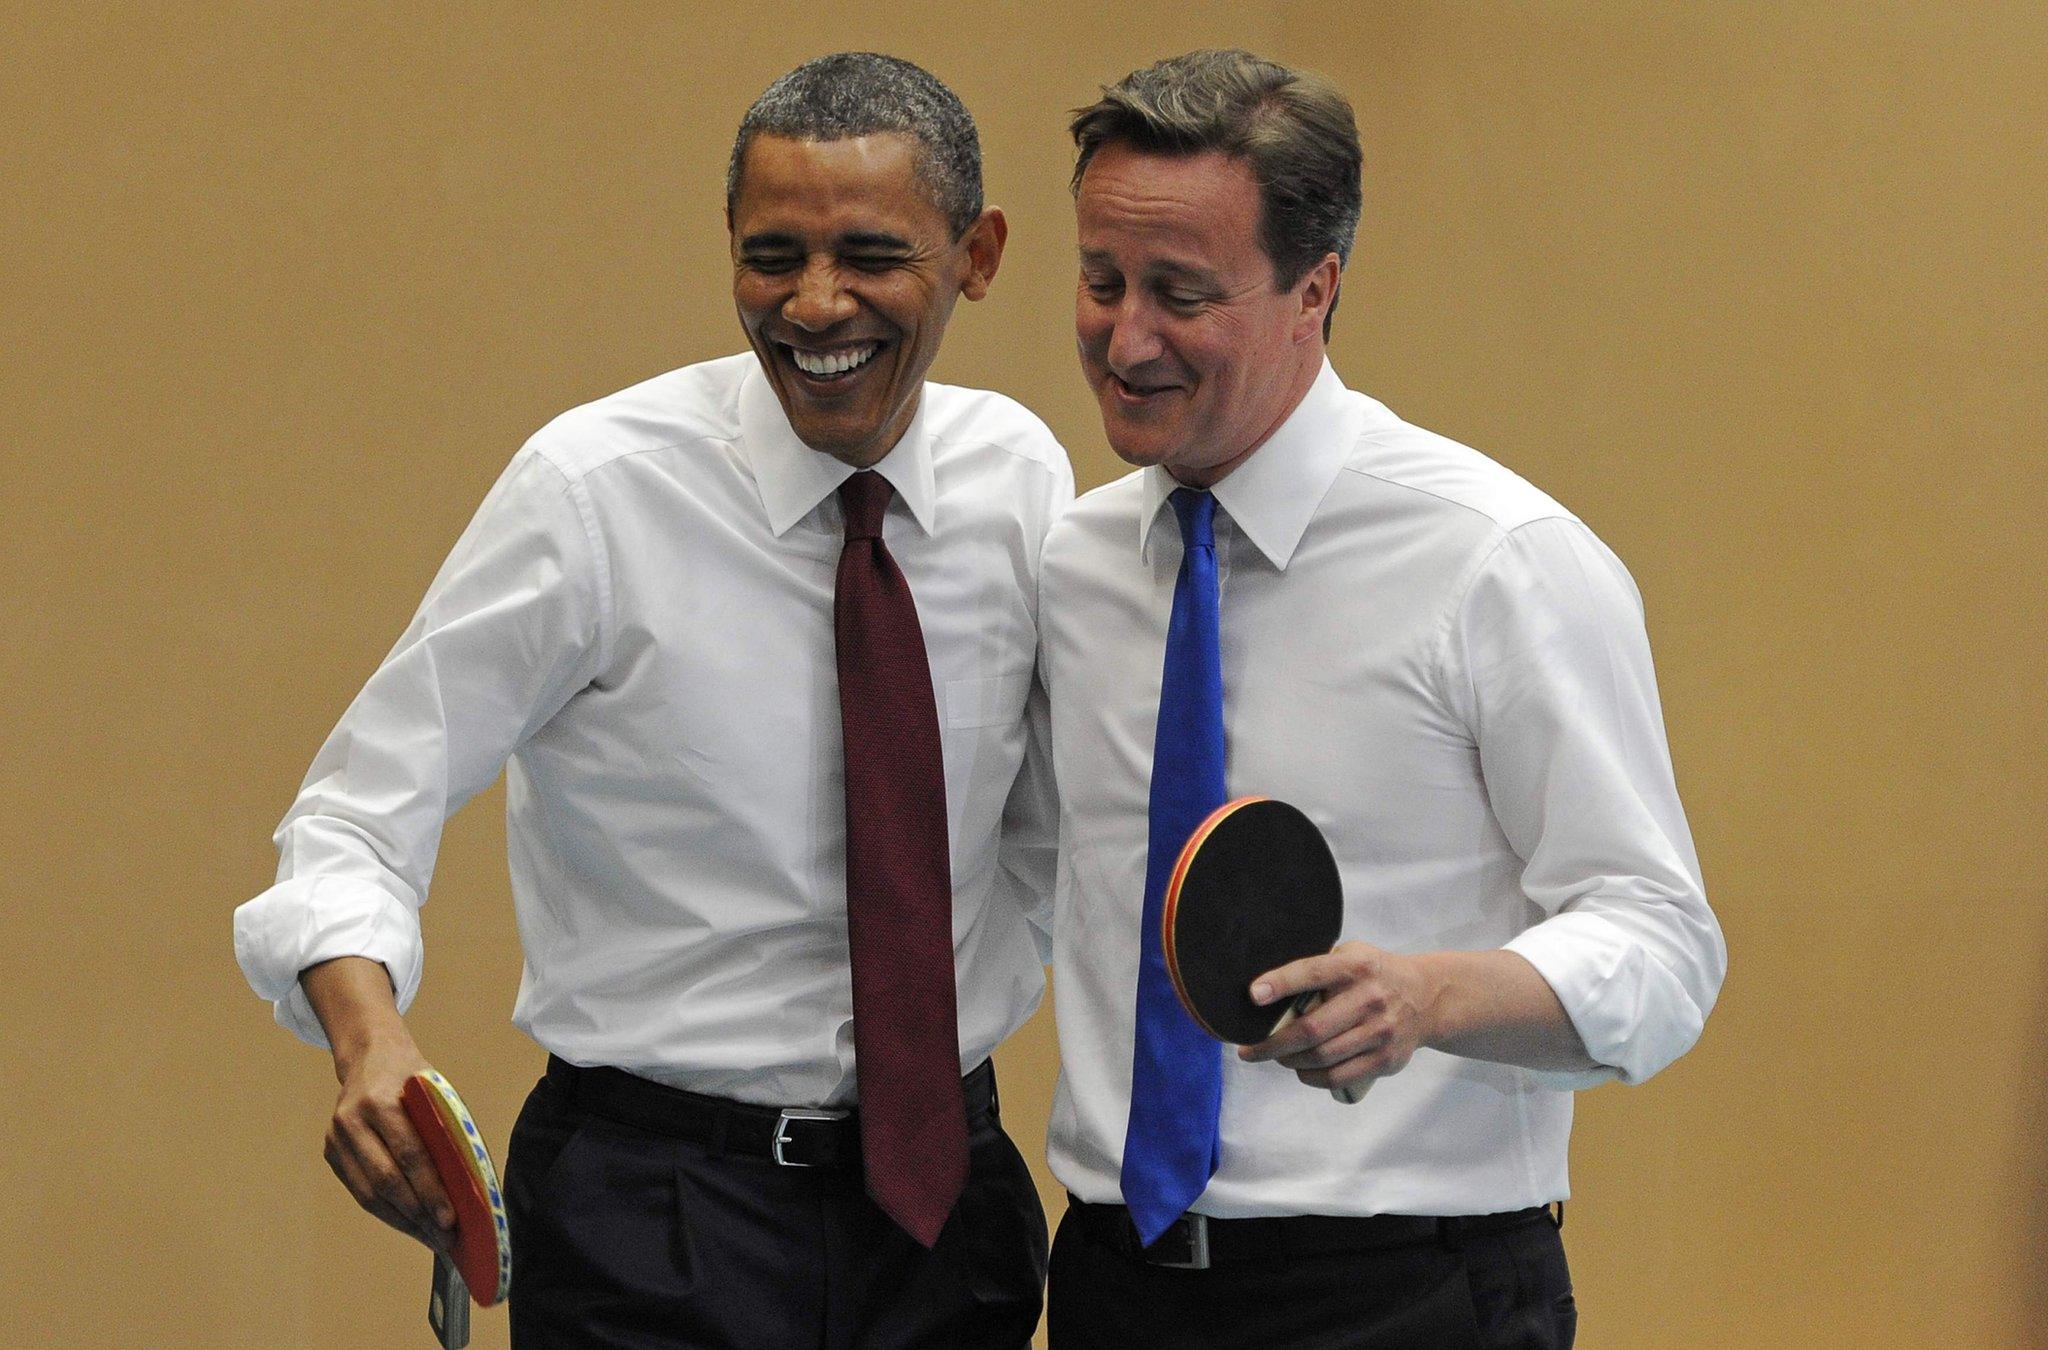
left=1074, top=306, right=1116, bottom=361
left=1183, top=324, right=1247, bottom=388
left=733, top=279, right=782, bottom=323
left=879, top=278, right=923, bottom=318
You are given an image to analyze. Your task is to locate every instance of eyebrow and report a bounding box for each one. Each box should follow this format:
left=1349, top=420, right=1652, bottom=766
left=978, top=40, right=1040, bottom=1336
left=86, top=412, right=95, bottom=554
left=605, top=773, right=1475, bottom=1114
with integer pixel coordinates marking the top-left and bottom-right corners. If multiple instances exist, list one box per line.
left=1078, top=248, right=1218, bottom=286
left=839, top=231, right=916, bottom=251
left=738, top=230, right=916, bottom=253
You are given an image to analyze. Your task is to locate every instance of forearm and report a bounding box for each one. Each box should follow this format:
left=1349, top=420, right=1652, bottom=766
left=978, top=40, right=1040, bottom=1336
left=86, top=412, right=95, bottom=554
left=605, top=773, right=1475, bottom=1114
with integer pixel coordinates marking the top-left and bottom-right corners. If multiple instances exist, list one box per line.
left=1416, top=949, right=1595, bottom=1074
left=301, top=956, right=418, bottom=1075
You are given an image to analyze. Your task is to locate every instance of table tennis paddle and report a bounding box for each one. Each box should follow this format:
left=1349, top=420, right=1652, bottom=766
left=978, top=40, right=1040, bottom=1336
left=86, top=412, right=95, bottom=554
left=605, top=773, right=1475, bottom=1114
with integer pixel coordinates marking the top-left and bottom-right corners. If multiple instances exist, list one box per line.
left=399, top=1068, right=511, bottom=1348
left=1161, top=796, right=1368, bottom=1105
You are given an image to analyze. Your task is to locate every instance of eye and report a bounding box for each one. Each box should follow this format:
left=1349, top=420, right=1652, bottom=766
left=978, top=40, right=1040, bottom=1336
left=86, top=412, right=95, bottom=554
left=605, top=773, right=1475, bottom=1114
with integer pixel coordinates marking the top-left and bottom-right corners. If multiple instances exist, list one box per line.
left=844, top=256, right=906, bottom=274
left=742, top=255, right=801, bottom=275
left=1082, top=275, right=1123, bottom=301
left=1162, top=289, right=1208, bottom=312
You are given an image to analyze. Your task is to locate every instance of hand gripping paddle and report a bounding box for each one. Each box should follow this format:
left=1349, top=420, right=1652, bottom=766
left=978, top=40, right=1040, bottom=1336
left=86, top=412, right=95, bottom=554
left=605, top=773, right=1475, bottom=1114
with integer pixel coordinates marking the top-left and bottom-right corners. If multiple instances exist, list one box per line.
left=1161, top=797, right=1368, bottom=1105
left=399, top=1069, right=511, bottom=1347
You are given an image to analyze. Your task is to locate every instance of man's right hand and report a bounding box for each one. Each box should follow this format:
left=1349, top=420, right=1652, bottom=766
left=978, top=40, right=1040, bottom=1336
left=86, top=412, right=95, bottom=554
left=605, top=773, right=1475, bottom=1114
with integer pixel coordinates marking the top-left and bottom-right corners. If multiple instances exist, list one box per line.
left=301, top=956, right=457, bottom=1252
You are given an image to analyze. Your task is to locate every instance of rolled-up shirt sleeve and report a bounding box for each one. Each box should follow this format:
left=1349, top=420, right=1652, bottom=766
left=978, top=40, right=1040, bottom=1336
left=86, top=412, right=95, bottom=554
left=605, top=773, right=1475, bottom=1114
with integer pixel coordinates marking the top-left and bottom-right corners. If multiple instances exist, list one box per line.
left=234, top=445, right=609, bottom=1047
left=1440, top=516, right=1725, bottom=1090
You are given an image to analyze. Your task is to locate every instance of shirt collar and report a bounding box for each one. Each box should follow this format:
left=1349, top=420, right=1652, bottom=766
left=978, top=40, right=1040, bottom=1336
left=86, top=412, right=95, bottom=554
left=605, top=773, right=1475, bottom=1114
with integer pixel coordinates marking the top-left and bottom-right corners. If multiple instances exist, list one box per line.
left=738, top=355, right=938, bottom=538
left=1137, top=359, right=1360, bottom=569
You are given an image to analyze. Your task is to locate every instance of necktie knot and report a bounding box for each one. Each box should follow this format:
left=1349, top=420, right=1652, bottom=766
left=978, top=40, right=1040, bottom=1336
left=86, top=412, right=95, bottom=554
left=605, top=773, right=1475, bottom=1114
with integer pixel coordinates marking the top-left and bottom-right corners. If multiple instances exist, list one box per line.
left=840, top=471, right=892, bottom=541
left=1169, top=487, right=1216, bottom=550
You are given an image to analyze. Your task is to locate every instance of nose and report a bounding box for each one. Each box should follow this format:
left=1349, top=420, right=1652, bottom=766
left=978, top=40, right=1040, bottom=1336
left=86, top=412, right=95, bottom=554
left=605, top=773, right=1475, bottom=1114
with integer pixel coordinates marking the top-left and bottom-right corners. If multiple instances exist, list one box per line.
left=782, top=257, right=858, bottom=331
left=1100, top=295, right=1163, bottom=374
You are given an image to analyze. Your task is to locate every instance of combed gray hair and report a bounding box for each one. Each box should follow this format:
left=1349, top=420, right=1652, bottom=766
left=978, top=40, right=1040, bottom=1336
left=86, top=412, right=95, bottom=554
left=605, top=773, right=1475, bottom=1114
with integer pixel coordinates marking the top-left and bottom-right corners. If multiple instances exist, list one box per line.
left=727, top=52, right=984, bottom=238
left=1071, top=49, right=1362, bottom=337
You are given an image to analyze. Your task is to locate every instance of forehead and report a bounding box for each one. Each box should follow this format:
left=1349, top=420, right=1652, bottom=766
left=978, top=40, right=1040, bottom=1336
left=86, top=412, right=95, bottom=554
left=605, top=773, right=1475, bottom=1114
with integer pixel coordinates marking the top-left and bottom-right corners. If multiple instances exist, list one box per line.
left=1075, top=144, right=1263, bottom=268
left=731, top=132, right=948, bottom=238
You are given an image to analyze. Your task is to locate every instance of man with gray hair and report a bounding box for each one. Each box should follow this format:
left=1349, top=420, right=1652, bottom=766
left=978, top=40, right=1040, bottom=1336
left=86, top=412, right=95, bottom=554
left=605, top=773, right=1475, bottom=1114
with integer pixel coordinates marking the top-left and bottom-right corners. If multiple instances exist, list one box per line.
left=1038, top=49, right=1723, bottom=1345
left=235, top=52, right=1069, bottom=1346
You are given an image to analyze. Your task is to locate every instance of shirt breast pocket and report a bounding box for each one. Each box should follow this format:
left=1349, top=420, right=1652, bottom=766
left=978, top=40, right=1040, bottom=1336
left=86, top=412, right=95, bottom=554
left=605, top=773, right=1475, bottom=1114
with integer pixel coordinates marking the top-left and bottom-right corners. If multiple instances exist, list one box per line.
left=941, top=672, right=1032, bottom=729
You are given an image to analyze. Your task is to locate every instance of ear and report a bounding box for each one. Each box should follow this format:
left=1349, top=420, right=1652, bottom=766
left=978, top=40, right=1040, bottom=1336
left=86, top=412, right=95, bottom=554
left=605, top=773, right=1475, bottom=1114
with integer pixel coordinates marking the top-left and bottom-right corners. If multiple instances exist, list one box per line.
left=959, top=206, right=1009, bottom=302
left=1293, top=252, right=1342, bottom=343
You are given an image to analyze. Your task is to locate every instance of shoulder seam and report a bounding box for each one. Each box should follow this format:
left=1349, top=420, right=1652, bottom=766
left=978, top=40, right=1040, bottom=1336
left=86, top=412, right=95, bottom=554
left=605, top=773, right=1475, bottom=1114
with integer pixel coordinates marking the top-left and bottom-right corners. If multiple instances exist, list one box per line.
left=1338, top=459, right=1575, bottom=533
left=520, top=446, right=619, bottom=674
left=527, top=433, right=735, bottom=486
left=1424, top=516, right=1596, bottom=742
left=929, top=430, right=1069, bottom=476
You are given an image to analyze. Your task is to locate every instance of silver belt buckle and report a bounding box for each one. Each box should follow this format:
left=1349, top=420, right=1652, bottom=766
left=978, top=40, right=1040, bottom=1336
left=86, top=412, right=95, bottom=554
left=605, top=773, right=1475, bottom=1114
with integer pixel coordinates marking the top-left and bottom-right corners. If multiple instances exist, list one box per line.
left=1148, top=1213, right=1211, bottom=1270
left=772, top=1107, right=849, bottom=1166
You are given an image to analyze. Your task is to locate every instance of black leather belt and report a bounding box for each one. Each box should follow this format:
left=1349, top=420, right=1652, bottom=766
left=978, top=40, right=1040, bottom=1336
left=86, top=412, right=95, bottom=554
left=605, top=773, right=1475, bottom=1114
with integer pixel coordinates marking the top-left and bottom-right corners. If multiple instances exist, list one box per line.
left=1065, top=1197, right=1558, bottom=1270
left=544, top=1055, right=997, bottom=1170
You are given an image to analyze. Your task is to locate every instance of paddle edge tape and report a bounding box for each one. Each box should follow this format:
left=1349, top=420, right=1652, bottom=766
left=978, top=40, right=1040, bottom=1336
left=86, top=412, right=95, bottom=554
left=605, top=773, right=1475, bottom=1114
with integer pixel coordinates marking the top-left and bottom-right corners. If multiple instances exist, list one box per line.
left=401, top=1069, right=513, bottom=1307
left=1161, top=795, right=1272, bottom=1042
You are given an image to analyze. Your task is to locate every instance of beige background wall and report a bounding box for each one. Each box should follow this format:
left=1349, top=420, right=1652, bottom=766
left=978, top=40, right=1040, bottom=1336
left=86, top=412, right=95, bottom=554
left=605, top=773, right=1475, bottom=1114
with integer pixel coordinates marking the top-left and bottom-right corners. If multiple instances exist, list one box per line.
left=4, top=3, right=2043, bottom=1346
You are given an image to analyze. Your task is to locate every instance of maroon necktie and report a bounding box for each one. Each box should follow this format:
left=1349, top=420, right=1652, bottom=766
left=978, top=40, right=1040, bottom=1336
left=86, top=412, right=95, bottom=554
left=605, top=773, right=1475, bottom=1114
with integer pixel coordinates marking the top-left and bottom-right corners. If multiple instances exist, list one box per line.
left=834, top=470, right=967, bottom=1247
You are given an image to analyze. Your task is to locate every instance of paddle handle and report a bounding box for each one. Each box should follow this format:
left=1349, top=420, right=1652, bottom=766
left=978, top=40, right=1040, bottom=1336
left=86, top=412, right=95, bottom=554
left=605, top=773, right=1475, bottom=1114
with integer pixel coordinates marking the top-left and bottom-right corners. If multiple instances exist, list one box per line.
left=430, top=1251, right=471, bottom=1348
left=1273, top=991, right=1369, bottom=1105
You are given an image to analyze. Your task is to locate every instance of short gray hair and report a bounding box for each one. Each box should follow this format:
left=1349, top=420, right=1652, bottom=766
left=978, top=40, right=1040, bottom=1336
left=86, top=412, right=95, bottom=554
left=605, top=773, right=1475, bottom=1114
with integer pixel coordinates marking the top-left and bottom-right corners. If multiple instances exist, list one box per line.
left=1071, top=49, right=1362, bottom=336
left=728, top=53, right=984, bottom=239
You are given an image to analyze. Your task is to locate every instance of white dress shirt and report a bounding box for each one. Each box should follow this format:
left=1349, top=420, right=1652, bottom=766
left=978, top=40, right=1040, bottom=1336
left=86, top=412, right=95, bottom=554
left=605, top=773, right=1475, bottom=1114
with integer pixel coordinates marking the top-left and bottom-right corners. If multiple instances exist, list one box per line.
left=1041, top=360, right=1724, bottom=1217
left=235, top=353, right=1073, bottom=1106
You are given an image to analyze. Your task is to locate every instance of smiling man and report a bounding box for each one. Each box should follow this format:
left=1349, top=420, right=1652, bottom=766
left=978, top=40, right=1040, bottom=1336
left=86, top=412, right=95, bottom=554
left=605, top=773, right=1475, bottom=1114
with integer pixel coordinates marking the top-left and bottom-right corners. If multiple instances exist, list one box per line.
left=1037, top=51, right=1725, bottom=1347
left=234, top=53, right=1070, bottom=1348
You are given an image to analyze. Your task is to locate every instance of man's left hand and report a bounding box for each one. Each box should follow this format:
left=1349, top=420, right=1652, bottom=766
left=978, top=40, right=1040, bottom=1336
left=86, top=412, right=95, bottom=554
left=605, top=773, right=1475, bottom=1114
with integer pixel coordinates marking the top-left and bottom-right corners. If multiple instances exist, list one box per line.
left=1238, top=941, right=1441, bottom=1095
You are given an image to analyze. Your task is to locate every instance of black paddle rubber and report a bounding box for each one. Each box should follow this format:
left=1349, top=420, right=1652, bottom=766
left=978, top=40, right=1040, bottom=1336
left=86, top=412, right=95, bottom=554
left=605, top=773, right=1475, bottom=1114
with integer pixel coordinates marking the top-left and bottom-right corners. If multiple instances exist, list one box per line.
left=1163, top=797, right=1344, bottom=1045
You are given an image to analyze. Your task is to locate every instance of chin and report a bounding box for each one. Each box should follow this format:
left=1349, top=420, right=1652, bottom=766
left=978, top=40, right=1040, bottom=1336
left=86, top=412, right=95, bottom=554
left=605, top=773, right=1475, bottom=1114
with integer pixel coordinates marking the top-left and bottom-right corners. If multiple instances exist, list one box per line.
left=799, top=425, right=885, bottom=464
left=780, top=401, right=852, bottom=442
left=1099, top=418, right=1169, bottom=469
left=1104, top=434, right=1168, bottom=469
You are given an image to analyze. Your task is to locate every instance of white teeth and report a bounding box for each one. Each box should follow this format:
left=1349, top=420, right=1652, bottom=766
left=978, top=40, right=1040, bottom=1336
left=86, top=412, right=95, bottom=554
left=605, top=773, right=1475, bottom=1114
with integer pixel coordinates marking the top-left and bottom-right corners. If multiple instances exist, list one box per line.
left=789, top=343, right=880, bottom=377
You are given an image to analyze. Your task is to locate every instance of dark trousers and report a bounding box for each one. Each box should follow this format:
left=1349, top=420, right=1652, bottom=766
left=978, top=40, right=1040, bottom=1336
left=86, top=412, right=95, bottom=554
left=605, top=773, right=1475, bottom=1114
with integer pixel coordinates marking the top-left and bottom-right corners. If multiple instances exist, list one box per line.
left=504, top=1065, right=1047, bottom=1349
left=1047, top=1203, right=1574, bottom=1350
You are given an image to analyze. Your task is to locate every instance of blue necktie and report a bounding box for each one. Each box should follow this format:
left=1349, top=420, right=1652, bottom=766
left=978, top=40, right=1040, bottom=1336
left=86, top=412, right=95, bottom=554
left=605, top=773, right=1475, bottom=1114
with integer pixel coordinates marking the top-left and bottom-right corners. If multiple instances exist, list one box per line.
left=1120, top=487, right=1227, bottom=1245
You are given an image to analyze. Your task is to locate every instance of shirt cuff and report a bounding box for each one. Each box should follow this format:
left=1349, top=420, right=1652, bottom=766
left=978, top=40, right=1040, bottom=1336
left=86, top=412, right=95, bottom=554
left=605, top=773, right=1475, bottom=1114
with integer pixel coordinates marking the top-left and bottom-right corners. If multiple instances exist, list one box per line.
left=1505, top=910, right=1708, bottom=1091
left=233, top=876, right=425, bottom=1050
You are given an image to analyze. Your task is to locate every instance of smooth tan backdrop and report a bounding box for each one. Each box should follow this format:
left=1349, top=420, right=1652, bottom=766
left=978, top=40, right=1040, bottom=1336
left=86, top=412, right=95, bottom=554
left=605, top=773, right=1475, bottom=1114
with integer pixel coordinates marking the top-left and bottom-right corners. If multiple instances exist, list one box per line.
left=5, top=4, right=2043, bottom=1346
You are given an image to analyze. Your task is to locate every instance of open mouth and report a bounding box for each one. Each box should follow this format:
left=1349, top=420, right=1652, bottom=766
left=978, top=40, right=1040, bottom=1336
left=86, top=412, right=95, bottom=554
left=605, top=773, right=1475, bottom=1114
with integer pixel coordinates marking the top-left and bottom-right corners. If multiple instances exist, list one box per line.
left=782, top=341, right=884, bottom=385
left=1110, top=372, right=1181, bottom=402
